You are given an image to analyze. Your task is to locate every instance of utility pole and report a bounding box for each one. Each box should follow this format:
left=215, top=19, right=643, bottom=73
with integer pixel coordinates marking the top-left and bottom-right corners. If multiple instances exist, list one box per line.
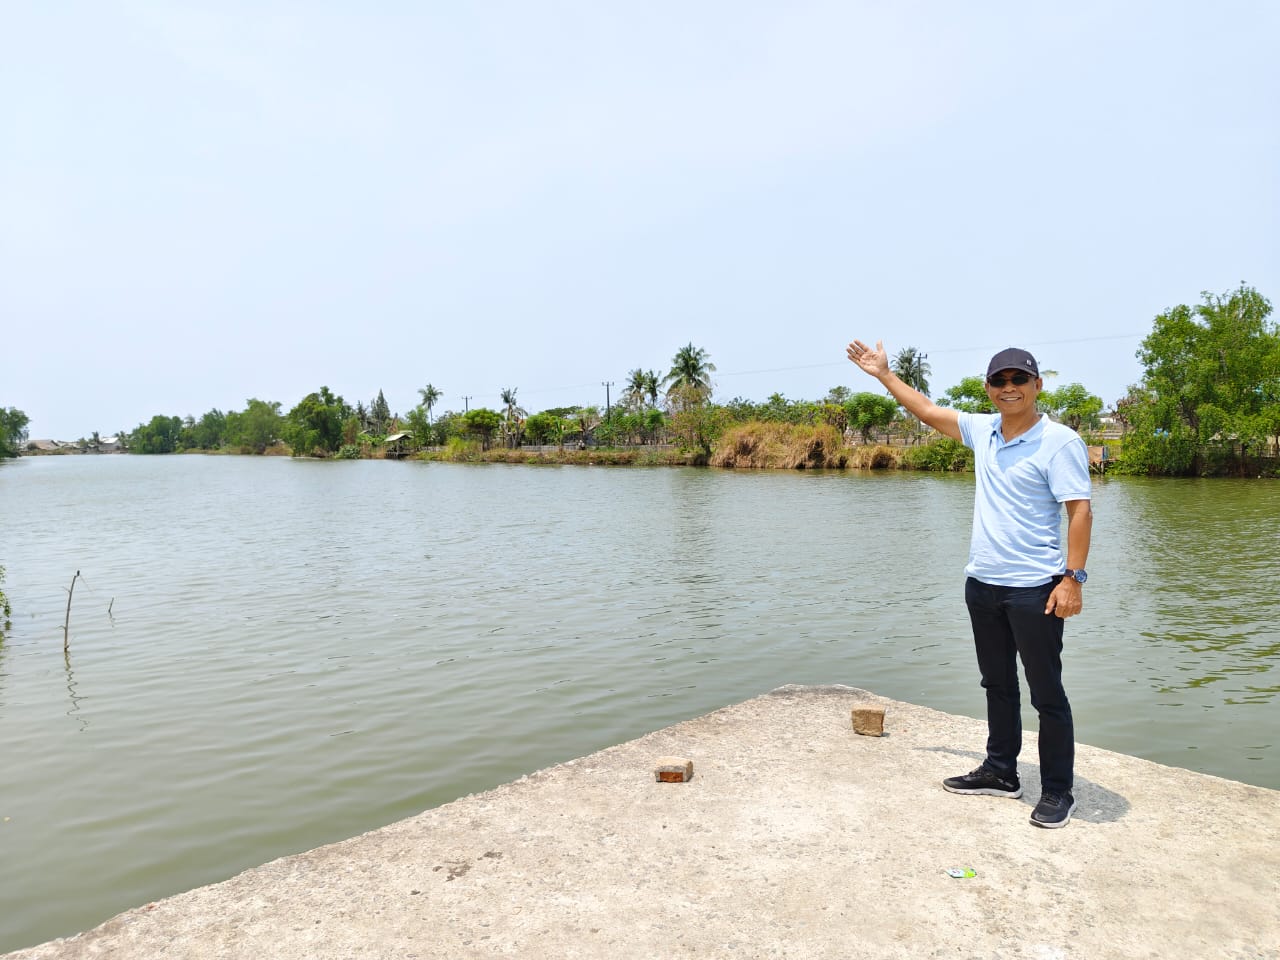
left=914, top=354, right=927, bottom=445
left=462, top=395, right=472, bottom=412
left=602, top=381, right=614, bottom=419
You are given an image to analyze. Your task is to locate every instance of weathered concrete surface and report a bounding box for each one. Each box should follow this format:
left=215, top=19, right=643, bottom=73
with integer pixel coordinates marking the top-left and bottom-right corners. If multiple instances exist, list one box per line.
left=8, top=686, right=1279, bottom=959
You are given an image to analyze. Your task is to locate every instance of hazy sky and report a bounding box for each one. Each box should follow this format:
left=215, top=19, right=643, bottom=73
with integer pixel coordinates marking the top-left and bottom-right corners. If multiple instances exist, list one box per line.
left=4, top=1, right=1277, bottom=439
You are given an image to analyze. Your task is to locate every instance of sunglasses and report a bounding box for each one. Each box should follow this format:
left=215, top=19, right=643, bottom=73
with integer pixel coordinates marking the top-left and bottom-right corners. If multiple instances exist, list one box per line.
left=987, top=372, right=1036, bottom=387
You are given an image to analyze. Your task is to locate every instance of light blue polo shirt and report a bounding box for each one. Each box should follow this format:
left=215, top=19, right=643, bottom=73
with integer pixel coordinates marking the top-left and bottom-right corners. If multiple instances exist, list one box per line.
left=957, top=412, right=1091, bottom=586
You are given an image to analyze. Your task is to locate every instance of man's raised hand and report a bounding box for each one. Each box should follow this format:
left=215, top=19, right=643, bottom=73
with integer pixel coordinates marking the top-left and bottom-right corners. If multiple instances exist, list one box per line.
left=847, top=339, right=889, bottom=379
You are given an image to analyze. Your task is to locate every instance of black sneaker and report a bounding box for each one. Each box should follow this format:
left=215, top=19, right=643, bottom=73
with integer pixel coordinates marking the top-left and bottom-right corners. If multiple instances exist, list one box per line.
left=1030, top=791, right=1076, bottom=828
left=941, top=765, right=1023, bottom=798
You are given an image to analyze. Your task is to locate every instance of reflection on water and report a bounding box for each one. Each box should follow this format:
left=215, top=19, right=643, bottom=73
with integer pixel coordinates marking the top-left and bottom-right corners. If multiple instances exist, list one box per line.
left=1108, top=478, right=1280, bottom=707
left=0, top=457, right=1277, bottom=951
left=63, top=649, right=89, bottom=732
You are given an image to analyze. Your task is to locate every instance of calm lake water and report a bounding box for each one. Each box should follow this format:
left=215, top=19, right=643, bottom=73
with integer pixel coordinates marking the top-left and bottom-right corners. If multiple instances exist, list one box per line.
left=1, top=455, right=1277, bottom=951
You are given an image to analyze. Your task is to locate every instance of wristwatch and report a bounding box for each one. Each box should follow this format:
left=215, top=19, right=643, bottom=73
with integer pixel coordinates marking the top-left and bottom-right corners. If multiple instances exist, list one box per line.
left=1064, top=568, right=1088, bottom=584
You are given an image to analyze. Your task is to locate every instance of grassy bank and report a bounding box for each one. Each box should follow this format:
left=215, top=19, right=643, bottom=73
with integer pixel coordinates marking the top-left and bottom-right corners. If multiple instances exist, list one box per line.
left=416, top=425, right=978, bottom=471
left=710, top=423, right=848, bottom=469
left=420, top=440, right=700, bottom=466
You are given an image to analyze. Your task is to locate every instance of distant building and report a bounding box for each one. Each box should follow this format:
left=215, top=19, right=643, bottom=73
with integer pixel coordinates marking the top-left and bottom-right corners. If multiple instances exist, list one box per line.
left=384, top=432, right=411, bottom=459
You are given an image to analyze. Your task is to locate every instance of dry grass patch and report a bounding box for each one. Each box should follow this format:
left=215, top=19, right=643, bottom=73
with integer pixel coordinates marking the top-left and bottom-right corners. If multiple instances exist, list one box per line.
left=845, top=444, right=902, bottom=469
left=711, top=422, right=848, bottom=469
left=420, top=446, right=697, bottom=466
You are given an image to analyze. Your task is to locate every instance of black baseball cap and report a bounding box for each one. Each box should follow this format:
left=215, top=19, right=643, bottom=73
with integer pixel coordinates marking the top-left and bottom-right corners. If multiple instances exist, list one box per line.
left=986, top=348, right=1039, bottom=379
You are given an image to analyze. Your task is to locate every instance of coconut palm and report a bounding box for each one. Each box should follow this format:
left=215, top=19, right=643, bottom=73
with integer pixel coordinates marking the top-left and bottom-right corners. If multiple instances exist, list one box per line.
left=499, top=387, right=527, bottom=447
left=662, top=343, right=716, bottom=397
left=643, top=369, right=660, bottom=407
left=892, top=347, right=931, bottom=396
left=625, top=368, right=648, bottom=410
left=417, top=384, right=442, bottom=422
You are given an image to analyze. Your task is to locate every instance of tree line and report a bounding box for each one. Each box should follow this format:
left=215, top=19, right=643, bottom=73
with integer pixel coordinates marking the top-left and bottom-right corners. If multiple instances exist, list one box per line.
left=1115, top=285, right=1280, bottom=475
left=116, top=338, right=1118, bottom=461
left=0, top=407, right=29, bottom=459
left=5, top=285, right=1276, bottom=475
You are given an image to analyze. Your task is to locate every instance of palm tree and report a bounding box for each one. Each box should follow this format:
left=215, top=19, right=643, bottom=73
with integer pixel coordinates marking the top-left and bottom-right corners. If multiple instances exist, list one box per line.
left=643, top=369, right=660, bottom=408
left=892, top=347, right=931, bottom=396
left=625, top=368, right=648, bottom=410
left=891, top=347, right=932, bottom=444
left=500, top=387, right=527, bottom=448
left=662, top=343, right=716, bottom=397
left=417, top=384, right=442, bottom=422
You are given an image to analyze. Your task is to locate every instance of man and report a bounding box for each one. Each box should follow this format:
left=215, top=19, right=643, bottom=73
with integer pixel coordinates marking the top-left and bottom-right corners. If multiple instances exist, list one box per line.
left=847, top=340, right=1093, bottom=828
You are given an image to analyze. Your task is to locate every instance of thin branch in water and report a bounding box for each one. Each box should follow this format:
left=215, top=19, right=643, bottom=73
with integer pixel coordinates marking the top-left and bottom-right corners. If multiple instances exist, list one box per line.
left=63, top=570, right=80, bottom=652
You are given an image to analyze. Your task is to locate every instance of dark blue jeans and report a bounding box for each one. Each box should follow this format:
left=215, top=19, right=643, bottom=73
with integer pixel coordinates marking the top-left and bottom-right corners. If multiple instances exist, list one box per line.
left=964, top=577, right=1074, bottom=795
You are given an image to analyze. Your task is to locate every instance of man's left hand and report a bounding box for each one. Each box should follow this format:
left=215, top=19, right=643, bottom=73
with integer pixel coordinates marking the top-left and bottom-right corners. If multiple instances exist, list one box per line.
left=1046, top=579, right=1083, bottom=619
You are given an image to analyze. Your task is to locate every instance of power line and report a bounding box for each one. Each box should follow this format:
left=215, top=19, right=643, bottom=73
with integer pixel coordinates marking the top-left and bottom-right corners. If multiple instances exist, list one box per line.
left=717, top=332, right=1147, bottom=378
left=444, top=331, right=1148, bottom=404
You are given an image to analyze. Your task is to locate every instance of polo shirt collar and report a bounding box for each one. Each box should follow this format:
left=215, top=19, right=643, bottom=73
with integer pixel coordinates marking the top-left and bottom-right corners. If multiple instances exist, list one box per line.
left=990, top=413, right=1047, bottom=447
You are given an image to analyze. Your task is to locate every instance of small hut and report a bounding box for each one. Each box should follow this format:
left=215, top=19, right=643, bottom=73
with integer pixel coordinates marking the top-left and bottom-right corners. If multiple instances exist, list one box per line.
left=384, top=432, right=411, bottom=459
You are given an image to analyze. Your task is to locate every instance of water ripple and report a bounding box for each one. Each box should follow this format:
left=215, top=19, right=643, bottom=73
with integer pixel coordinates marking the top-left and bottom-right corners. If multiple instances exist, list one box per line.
left=0, top=460, right=1277, bottom=952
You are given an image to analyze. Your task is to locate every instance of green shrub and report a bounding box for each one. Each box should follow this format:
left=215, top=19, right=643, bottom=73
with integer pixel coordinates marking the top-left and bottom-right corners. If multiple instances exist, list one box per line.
left=0, top=564, right=11, bottom=637
left=1112, top=429, right=1196, bottom=476
left=900, top=437, right=973, bottom=472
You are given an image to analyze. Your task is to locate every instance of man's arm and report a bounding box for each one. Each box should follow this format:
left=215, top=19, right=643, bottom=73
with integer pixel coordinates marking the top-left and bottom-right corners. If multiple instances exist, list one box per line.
left=846, top=339, right=961, bottom=441
left=1045, top=498, right=1093, bottom=619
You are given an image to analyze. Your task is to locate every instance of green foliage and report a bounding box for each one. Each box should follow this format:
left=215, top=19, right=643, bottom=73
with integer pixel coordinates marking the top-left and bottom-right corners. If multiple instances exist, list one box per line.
left=900, top=437, right=974, bottom=472
left=663, top=343, right=716, bottom=398
left=336, top=443, right=362, bottom=459
left=369, top=389, right=392, bottom=435
left=442, top=436, right=483, bottom=460
left=817, top=402, right=848, bottom=433
left=625, top=368, right=660, bottom=410
left=760, top=392, right=792, bottom=422
left=1129, top=284, right=1279, bottom=472
left=342, top=414, right=363, bottom=446
left=499, top=387, right=527, bottom=447
left=130, top=414, right=186, bottom=454
left=462, top=407, right=502, bottom=448
left=0, top=563, right=11, bottom=636
left=892, top=347, right=931, bottom=395
left=735, top=393, right=823, bottom=426
left=722, top=396, right=762, bottom=422
left=190, top=408, right=228, bottom=450
left=404, top=405, right=433, bottom=449
left=938, top=376, right=996, bottom=414
left=0, top=407, right=30, bottom=458
left=432, top=410, right=466, bottom=443
left=596, top=409, right=648, bottom=447
left=523, top=412, right=557, bottom=445
left=417, top=384, right=442, bottom=421
left=644, top=408, right=666, bottom=442
left=665, top=385, right=728, bottom=457
left=1039, top=383, right=1103, bottom=432
left=1112, top=416, right=1197, bottom=476
left=224, top=399, right=283, bottom=453
left=844, top=393, right=899, bottom=443
left=283, top=386, right=349, bottom=456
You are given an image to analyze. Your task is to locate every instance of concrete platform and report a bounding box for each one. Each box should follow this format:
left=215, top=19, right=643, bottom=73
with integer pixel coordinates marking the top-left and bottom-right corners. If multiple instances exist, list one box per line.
left=8, top=685, right=1280, bottom=959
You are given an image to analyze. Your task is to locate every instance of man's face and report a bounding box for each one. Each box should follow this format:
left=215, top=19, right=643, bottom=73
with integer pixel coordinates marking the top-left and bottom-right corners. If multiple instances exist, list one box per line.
left=985, top=368, right=1041, bottom=415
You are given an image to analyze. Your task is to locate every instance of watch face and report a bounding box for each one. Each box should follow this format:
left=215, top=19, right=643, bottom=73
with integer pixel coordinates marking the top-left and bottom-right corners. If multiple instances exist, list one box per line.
left=1073, top=570, right=1088, bottom=583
